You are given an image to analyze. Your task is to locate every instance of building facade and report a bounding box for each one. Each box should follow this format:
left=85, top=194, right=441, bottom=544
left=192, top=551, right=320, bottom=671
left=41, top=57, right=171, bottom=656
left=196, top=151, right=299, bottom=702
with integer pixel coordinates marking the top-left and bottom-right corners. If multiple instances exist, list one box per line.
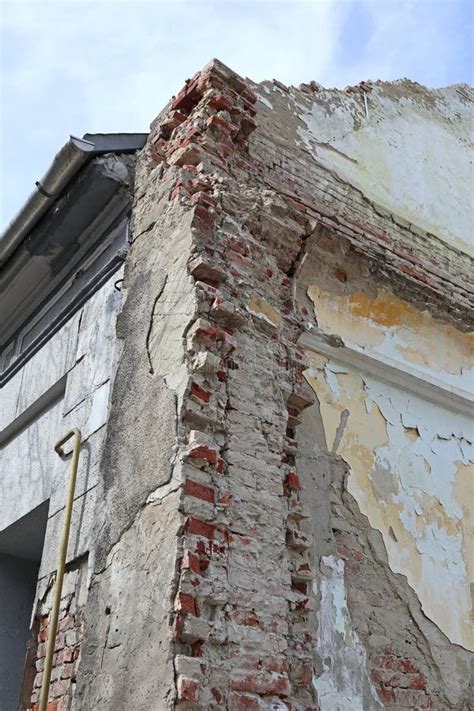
left=0, top=60, right=472, bottom=710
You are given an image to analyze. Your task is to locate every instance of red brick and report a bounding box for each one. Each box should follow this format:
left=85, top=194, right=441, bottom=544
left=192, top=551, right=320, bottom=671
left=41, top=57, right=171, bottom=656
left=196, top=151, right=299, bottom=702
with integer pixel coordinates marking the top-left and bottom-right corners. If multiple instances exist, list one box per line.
left=194, top=204, right=215, bottom=227
left=192, top=639, right=205, bottom=657
left=182, top=551, right=203, bottom=575
left=336, top=544, right=364, bottom=561
left=184, top=479, right=215, bottom=503
left=58, top=648, right=75, bottom=664
left=176, top=593, right=198, bottom=616
left=208, top=92, right=234, bottom=112
left=207, top=114, right=234, bottom=133
left=230, top=670, right=290, bottom=696
left=218, top=492, right=232, bottom=506
left=377, top=686, right=396, bottom=703
left=228, top=691, right=264, bottom=710
left=228, top=609, right=259, bottom=627
left=334, top=268, right=347, bottom=282
left=171, top=82, right=202, bottom=113
left=409, top=673, right=427, bottom=690
left=61, top=662, right=75, bottom=680
left=399, top=264, right=432, bottom=286
left=241, top=87, right=257, bottom=103
left=51, top=678, right=69, bottom=697
left=291, top=580, right=308, bottom=595
left=377, top=655, right=418, bottom=674
left=262, top=656, right=289, bottom=675
left=186, top=517, right=216, bottom=539
left=285, top=470, right=302, bottom=491
left=178, top=676, right=199, bottom=702
left=192, top=191, right=217, bottom=208
left=394, top=688, right=432, bottom=708
left=190, top=382, right=211, bottom=402
left=187, top=444, right=218, bottom=465
left=211, top=687, right=222, bottom=702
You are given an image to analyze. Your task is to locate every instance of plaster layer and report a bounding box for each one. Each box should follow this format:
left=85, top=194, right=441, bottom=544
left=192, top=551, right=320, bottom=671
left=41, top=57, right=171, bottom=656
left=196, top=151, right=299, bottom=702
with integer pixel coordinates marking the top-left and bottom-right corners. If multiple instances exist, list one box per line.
left=75, top=161, right=196, bottom=708
left=304, top=351, right=473, bottom=651
left=307, top=283, right=474, bottom=394
left=314, top=554, right=382, bottom=711
left=256, top=79, right=473, bottom=256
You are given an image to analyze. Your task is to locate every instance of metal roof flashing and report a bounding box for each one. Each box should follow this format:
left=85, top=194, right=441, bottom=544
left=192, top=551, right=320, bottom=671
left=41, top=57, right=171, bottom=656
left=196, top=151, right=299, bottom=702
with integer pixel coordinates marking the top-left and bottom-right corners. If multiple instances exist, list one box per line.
left=0, top=132, right=147, bottom=266
left=0, top=132, right=148, bottom=384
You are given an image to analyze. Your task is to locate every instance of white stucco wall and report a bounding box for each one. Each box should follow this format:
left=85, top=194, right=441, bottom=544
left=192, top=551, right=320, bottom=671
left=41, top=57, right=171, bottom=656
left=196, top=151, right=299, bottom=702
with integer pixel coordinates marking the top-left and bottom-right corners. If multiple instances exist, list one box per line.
left=0, top=270, right=123, bottom=580
left=259, top=80, right=473, bottom=255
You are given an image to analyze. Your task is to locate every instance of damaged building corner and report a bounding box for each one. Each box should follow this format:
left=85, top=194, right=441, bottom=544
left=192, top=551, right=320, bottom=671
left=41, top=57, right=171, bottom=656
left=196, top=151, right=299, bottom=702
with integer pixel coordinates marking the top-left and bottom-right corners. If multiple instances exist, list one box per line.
left=0, top=59, right=473, bottom=710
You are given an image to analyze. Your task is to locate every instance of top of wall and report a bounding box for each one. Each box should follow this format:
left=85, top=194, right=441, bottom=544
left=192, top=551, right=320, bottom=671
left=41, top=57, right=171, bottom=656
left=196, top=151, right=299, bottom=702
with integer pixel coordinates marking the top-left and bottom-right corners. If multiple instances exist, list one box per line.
left=253, top=78, right=473, bottom=257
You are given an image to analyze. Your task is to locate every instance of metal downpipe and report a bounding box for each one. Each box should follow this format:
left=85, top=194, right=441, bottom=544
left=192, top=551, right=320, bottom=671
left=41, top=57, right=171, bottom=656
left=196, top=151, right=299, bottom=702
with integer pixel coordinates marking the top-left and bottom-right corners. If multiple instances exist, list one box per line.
left=39, top=428, right=82, bottom=711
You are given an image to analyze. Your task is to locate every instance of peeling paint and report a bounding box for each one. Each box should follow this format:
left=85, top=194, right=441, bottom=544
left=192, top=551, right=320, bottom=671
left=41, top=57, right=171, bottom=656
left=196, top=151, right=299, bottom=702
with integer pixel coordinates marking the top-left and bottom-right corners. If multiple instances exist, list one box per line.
left=307, top=284, right=474, bottom=392
left=256, top=92, right=274, bottom=110
left=305, top=351, right=474, bottom=650
left=293, top=82, right=473, bottom=255
left=247, top=296, right=282, bottom=328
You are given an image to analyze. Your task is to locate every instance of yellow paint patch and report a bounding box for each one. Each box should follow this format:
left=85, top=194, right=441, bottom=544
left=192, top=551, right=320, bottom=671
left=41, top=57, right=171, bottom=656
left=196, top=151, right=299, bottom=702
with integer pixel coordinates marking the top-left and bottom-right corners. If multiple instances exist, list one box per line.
left=404, top=426, right=420, bottom=441
left=419, top=492, right=460, bottom=536
left=307, top=284, right=473, bottom=378
left=304, top=354, right=474, bottom=650
left=248, top=297, right=282, bottom=328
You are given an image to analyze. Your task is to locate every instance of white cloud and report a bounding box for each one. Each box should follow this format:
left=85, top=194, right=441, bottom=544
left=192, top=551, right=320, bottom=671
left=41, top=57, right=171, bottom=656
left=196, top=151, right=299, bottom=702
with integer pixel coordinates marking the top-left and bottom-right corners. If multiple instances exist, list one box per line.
left=0, top=0, right=470, bottom=227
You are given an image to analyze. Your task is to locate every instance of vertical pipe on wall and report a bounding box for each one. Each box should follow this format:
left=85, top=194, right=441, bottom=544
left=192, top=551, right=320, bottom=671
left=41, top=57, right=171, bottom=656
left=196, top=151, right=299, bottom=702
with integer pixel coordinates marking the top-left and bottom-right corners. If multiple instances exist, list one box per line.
left=39, top=428, right=81, bottom=711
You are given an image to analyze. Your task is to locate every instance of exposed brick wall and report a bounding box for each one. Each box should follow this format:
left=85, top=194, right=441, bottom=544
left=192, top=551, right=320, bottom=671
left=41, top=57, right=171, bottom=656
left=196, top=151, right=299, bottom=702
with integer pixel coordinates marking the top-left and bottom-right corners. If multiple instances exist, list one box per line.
left=147, top=59, right=320, bottom=709
left=25, top=565, right=86, bottom=710
left=248, top=82, right=473, bottom=332
left=143, top=59, right=472, bottom=709
left=332, top=525, right=435, bottom=710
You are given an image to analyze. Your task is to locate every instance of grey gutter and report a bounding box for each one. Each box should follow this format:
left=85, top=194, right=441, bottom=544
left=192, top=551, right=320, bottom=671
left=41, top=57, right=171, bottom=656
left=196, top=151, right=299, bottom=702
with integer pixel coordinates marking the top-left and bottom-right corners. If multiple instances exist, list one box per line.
left=0, top=132, right=147, bottom=266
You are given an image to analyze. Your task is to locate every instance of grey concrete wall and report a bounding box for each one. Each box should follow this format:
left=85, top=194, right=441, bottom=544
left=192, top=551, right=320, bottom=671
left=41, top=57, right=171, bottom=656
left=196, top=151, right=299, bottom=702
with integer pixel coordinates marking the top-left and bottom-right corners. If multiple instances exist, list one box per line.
left=75, top=152, right=195, bottom=710
left=0, top=553, right=39, bottom=710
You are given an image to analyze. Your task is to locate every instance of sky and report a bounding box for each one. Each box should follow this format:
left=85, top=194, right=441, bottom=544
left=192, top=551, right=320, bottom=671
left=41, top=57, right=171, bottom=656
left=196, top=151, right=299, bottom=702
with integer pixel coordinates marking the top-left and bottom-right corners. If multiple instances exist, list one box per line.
left=1, top=0, right=472, bottom=229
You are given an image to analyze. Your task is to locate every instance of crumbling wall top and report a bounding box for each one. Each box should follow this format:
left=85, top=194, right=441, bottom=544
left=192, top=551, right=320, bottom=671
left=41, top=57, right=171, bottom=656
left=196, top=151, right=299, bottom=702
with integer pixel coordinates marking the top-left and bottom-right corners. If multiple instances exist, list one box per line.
left=251, top=76, right=473, bottom=256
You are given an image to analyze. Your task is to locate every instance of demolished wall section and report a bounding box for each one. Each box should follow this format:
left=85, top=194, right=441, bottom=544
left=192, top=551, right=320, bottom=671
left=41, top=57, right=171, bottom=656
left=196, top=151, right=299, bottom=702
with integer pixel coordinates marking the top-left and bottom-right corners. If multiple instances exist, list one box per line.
left=295, top=236, right=473, bottom=709
left=67, top=59, right=473, bottom=710
left=249, top=79, right=473, bottom=331
left=144, top=59, right=321, bottom=710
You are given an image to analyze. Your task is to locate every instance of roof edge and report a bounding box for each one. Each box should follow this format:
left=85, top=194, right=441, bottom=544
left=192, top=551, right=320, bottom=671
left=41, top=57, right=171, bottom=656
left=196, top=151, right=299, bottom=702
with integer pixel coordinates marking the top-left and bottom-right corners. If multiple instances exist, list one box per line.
left=0, top=132, right=147, bottom=266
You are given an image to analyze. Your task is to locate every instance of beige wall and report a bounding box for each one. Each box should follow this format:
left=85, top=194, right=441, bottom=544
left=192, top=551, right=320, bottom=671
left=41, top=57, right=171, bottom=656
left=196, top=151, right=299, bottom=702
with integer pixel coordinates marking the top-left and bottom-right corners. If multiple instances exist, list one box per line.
left=303, top=282, right=473, bottom=651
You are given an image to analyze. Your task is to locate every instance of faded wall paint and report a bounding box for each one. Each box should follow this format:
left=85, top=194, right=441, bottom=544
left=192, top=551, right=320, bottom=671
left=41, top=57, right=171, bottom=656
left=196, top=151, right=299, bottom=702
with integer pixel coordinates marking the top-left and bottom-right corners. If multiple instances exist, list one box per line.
left=303, top=280, right=474, bottom=650
left=307, top=283, right=474, bottom=394
left=258, top=80, right=473, bottom=256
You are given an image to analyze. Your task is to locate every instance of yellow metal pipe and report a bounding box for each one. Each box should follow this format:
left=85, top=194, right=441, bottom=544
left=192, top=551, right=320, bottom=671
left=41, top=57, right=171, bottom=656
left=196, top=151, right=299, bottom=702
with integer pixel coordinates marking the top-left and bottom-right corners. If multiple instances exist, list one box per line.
left=39, top=427, right=81, bottom=711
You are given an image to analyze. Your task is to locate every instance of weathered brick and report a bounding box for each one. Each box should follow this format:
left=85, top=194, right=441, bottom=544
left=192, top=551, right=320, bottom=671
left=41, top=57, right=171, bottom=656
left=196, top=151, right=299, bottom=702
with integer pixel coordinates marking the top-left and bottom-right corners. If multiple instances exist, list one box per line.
left=177, top=676, right=200, bottom=702
left=230, top=670, right=290, bottom=696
